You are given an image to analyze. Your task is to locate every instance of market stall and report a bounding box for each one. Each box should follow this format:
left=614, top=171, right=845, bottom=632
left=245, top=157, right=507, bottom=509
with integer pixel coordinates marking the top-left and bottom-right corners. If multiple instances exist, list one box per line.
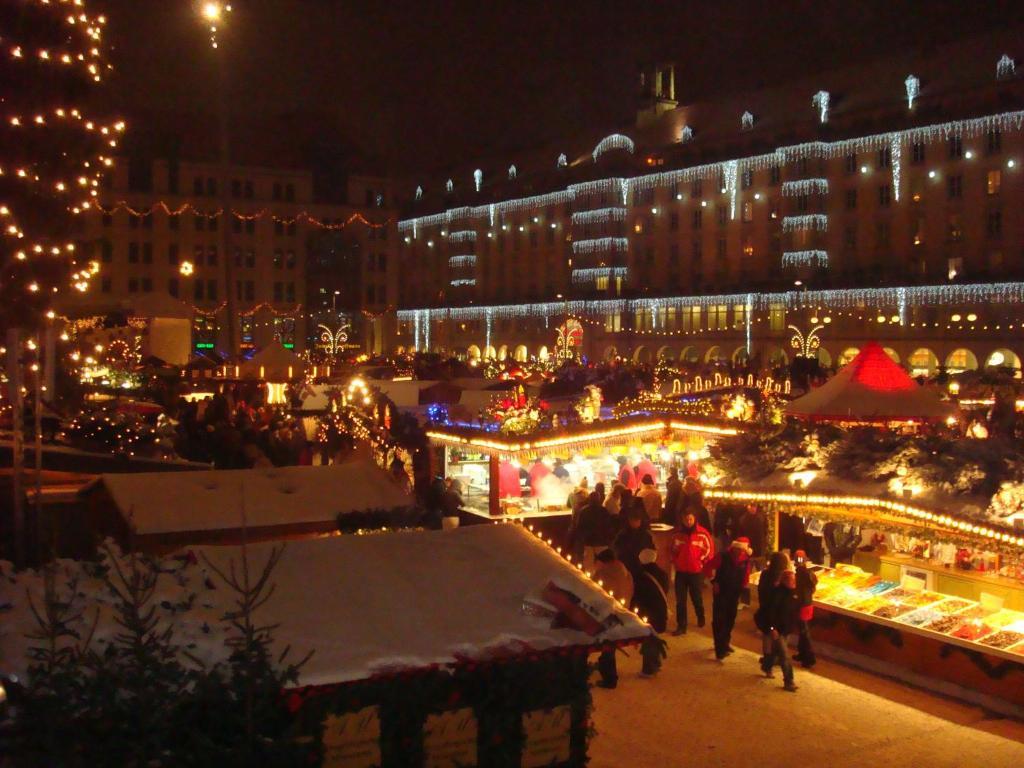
left=427, top=415, right=739, bottom=520
left=716, top=488, right=1024, bottom=714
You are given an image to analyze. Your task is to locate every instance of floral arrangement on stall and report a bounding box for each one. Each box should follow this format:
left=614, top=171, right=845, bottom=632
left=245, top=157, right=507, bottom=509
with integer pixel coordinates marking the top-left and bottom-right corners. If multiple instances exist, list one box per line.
left=485, top=385, right=550, bottom=435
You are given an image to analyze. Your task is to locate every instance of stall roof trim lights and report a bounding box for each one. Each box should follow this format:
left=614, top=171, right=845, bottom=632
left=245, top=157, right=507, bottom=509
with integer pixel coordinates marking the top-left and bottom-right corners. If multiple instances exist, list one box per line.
left=705, top=489, right=1024, bottom=549
left=427, top=419, right=737, bottom=454
left=396, top=281, right=1024, bottom=322
left=399, top=109, right=1024, bottom=233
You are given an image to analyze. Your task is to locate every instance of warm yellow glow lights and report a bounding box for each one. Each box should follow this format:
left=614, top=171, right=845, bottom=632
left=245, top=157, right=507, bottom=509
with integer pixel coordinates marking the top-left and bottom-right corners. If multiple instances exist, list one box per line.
left=704, top=489, right=1024, bottom=550
left=427, top=418, right=738, bottom=457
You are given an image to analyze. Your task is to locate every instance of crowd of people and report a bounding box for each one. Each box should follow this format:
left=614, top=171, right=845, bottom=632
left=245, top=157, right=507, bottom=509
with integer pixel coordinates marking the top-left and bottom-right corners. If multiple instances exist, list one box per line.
left=565, top=468, right=819, bottom=693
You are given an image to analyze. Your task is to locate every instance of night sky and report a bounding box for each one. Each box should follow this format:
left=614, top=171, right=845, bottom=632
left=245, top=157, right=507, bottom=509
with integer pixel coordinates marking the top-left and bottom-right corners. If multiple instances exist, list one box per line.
left=102, top=1, right=1024, bottom=175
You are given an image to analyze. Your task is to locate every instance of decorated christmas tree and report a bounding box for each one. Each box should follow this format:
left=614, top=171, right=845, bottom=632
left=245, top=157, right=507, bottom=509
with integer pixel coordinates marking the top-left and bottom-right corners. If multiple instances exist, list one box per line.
left=0, top=0, right=121, bottom=326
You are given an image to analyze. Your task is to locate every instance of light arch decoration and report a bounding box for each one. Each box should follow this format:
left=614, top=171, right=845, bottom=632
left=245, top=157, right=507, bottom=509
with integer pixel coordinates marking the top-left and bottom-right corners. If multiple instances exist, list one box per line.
left=592, top=134, right=636, bottom=162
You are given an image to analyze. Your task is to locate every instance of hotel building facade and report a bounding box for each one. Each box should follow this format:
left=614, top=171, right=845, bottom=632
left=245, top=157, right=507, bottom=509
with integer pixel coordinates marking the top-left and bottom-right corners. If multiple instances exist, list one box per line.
left=394, top=39, right=1024, bottom=377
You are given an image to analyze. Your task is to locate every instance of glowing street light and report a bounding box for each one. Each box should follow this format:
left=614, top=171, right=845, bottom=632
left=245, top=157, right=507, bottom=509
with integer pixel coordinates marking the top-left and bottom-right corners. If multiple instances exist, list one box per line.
left=199, top=2, right=231, bottom=48
left=202, top=2, right=223, bottom=21
left=179, top=260, right=194, bottom=276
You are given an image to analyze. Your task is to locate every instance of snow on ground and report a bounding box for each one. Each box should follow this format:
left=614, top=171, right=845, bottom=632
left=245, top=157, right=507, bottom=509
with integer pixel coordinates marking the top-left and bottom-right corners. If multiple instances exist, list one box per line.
left=589, top=610, right=1024, bottom=768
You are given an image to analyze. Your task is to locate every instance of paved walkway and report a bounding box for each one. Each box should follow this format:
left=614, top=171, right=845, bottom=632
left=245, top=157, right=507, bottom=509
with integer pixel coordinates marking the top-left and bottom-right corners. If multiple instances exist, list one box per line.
left=590, top=615, right=1024, bottom=767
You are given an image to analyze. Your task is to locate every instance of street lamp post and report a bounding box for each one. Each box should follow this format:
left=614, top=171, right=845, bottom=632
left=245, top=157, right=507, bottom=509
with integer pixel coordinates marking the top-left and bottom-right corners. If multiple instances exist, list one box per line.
left=199, top=2, right=238, bottom=355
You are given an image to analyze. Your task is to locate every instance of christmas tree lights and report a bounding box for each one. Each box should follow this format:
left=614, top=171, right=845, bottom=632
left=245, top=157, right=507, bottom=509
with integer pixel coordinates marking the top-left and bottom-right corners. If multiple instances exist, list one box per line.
left=1, top=0, right=118, bottom=324
left=812, top=90, right=830, bottom=123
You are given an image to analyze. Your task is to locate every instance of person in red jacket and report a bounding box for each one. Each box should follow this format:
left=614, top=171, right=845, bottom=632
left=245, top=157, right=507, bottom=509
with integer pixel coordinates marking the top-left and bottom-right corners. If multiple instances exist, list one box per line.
left=670, top=511, right=715, bottom=635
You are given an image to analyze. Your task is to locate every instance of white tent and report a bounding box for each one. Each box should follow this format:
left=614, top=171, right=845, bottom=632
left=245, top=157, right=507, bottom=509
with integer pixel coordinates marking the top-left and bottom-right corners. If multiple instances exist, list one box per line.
left=238, top=341, right=305, bottom=381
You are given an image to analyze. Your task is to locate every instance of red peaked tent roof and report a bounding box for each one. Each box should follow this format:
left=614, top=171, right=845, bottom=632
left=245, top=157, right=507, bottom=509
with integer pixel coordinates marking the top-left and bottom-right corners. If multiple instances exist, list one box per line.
left=785, top=342, right=954, bottom=423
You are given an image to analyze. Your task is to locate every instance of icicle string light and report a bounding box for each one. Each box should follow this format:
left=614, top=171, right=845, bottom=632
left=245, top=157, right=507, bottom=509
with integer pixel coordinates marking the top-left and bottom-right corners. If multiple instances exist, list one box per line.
left=400, top=109, right=1024, bottom=235
left=782, top=250, right=829, bottom=268
left=782, top=214, right=828, bottom=232
left=571, top=267, right=628, bottom=284
left=571, top=207, right=626, bottom=225
left=397, top=281, right=1024, bottom=323
left=571, top=237, right=629, bottom=255
left=447, top=230, right=477, bottom=243
left=448, top=255, right=476, bottom=268
left=781, top=179, right=829, bottom=196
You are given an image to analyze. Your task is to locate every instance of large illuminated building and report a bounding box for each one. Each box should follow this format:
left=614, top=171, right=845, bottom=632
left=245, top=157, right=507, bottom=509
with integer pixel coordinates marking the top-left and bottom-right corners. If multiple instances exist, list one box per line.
left=61, top=157, right=397, bottom=358
left=395, top=36, right=1024, bottom=376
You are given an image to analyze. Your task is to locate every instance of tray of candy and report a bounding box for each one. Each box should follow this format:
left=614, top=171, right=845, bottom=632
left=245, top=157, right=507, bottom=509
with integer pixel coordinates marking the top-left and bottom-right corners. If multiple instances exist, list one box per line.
left=979, top=630, right=1024, bottom=650
left=951, top=620, right=993, bottom=641
left=863, top=580, right=899, bottom=596
left=924, top=614, right=964, bottom=634
left=849, top=596, right=891, bottom=614
left=932, top=598, right=974, bottom=614
left=822, top=589, right=872, bottom=607
left=983, top=610, right=1024, bottom=630
left=898, top=607, right=944, bottom=627
left=872, top=602, right=917, bottom=620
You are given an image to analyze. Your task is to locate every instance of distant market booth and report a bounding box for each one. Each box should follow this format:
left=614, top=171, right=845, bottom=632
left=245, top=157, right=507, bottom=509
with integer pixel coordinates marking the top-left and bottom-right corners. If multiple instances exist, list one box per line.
left=427, top=415, right=740, bottom=519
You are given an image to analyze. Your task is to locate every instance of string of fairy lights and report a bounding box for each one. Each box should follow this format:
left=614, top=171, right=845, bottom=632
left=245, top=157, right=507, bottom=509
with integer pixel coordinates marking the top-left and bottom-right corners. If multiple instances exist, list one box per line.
left=1, top=0, right=119, bottom=310
left=94, top=201, right=391, bottom=231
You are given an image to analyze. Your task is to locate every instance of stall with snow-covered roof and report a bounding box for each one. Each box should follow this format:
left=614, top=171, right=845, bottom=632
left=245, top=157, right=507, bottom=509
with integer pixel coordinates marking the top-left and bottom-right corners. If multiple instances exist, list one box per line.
left=82, top=461, right=415, bottom=553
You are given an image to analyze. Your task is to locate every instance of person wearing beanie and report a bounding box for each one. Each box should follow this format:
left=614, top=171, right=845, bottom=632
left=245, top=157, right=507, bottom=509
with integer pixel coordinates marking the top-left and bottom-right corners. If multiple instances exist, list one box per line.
left=593, top=548, right=634, bottom=689
left=670, top=511, right=715, bottom=635
left=709, top=536, right=753, bottom=660
left=792, top=549, right=819, bottom=668
left=613, top=506, right=655, bottom=582
left=634, top=548, right=669, bottom=633
left=754, top=552, right=799, bottom=692
left=636, top=474, right=663, bottom=522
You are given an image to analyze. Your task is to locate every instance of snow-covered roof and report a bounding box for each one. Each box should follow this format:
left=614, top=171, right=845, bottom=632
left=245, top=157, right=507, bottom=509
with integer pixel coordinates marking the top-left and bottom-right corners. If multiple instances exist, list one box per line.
left=95, top=462, right=412, bottom=535
left=786, top=342, right=955, bottom=423
left=0, top=526, right=650, bottom=687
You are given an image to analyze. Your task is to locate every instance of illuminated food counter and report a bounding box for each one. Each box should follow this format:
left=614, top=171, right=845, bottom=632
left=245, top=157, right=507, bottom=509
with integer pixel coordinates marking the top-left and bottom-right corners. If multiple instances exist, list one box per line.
left=428, top=416, right=738, bottom=518
left=808, top=564, right=1024, bottom=714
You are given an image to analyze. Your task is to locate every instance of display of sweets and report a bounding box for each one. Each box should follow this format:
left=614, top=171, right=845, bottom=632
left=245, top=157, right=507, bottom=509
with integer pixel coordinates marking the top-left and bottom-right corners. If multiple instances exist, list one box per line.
left=898, top=607, right=944, bottom=627
left=924, top=614, right=965, bottom=634
left=951, top=619, right=994, bottom=641
left=864, top=580, right=899, bottom=595
left=983, top=609, right=1024, bottom=630
left=849, top=596, right=890, bottom=614
left=873, top=602, right=917, bottom=620
left=824, top=588, right=870, bottom=608
left=933, top=598, right=974, bottom=614
left=979, top=630, right=1024, bottom=650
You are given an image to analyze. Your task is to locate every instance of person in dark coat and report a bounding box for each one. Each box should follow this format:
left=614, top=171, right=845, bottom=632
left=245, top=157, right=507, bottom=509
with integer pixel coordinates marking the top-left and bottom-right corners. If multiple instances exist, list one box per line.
left=738, top=504, right=768, bottom=568
left=684, top=493, right=712, bottom=534
left=663, top=466, right=683, bottom=528
left=710, top=536, right=752, bottom=660
left=634, top=548, right=669, bottom=633
left=754, top=552, right=799, bottom=692
left=792, top=549, right=819, bottom=668
left=573, top=491, right=615, bottom=572
left=612, top=506, right=655, bottom=581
